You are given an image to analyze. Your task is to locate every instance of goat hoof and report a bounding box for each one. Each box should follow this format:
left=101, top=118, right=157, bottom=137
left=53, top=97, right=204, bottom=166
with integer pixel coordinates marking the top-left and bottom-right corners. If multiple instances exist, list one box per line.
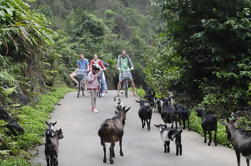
left=110, top=159, right=114, bottom=164
left=103, top=158, right=107, bottom=163
left=120, top=152, right=124, bottom=156
left=208, top=143, right=211, bottom=146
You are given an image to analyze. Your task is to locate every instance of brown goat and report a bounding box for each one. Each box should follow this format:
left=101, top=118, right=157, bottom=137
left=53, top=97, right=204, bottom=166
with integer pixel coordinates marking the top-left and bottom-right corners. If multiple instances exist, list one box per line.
left=98, top=106, right=130, bottom=164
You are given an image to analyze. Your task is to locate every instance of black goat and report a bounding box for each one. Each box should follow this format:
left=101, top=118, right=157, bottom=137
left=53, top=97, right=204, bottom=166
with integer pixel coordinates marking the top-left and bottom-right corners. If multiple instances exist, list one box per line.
left=196, top=108, right=217, bottom=146
left=155, top=124, right=182, bottom=156
left=98, top=106, right=130, bottom=164
left=161, top=98, right=178, bottom=129
left=0, top=107, right=24, bottom=136
left=143, top=87, right=157, bottom=111
left=224, top=120, right=251, bottom=166
left=174, top=104, right=190, bottom=130
left=3, top=119, right=24, bottom=136
left=45, top=129, right=64, bottom=166
left=136, top=99, right=152, bottom=131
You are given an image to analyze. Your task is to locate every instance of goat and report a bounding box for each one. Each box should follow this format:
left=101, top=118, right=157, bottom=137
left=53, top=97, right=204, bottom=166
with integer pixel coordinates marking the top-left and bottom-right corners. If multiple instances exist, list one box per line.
left=0, top=107, right=24, bottom=136
left=224, top=120, right=251, bottom=166
left=143, top=87, right=157, bottom=112
left=98, top=106, right=130, bottom=164
left=196, top=108, right=217, bottom=146
left=155, top=124, right=182, bottom=156
left=3, top=119, right=24, bottom=136
left=136, top=99, right=152, bottom=131
left=161, top=98, right=178, bottom=129
left=174, top=104, right=190, bottom=130
left=45, top=129, right=64, bottom=166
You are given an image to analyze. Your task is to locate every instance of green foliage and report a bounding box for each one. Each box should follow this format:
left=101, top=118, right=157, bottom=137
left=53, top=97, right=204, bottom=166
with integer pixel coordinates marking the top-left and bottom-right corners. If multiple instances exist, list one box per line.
left=147, top=0, right=251, bottom=116
left=0, top=157, right=32, bottom=166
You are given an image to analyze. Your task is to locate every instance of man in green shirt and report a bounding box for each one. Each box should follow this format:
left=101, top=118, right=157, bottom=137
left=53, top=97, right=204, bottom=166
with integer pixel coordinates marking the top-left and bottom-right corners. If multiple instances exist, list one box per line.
left=117, top=50, right=136, bottom=96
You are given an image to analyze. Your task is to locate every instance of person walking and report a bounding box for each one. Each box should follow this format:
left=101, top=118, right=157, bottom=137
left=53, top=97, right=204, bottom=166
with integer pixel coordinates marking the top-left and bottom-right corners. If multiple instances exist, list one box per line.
left=89, top=54, right=107, bottom=96
left=117, top=50, right=136, bottom=96
left=87, top=64, right=101, bottom=113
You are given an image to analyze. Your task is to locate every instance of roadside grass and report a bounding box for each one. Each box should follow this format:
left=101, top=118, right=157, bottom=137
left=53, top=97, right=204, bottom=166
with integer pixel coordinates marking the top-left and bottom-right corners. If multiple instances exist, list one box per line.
left=134, top=88, right=230, bottom=147
left=0, top=87, right=74, bottom=166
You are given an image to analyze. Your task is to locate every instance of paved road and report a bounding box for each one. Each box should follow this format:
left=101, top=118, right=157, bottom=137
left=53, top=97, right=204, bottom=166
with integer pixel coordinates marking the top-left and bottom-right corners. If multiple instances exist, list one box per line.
left=31, top=91, right=242, bottom=166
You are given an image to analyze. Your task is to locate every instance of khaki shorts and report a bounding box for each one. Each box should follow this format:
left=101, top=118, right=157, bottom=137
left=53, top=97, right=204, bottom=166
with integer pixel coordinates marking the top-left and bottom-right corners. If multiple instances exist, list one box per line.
left=119, top=71, right=132, bottom=81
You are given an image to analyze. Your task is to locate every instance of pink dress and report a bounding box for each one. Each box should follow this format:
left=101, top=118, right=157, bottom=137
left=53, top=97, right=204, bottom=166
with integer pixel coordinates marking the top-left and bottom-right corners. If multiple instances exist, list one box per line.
left=87, top=72, right=99, bottom=90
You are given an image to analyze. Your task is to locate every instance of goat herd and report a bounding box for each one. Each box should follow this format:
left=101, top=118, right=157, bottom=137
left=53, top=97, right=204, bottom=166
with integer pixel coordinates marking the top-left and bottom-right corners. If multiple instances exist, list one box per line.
left=43, top=88, right=251, bottom=166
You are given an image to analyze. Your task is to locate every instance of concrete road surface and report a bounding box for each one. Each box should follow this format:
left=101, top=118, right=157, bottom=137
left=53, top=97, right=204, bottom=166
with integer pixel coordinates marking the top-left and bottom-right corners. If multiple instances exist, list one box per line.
left=31, top=91, right=242, bottom=166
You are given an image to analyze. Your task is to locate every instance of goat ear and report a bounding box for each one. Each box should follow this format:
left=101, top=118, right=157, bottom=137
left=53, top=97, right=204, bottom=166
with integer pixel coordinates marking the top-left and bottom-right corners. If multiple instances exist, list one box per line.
left=59, top=129, right=62, bottom=133
left=154, top=124, right=160, bottom=128
left=125, top=107, right=130, bottom=112
left=179, top=130, right=182, bottom=134
left=45, top=121, right=49, bottom=126
left=53, top=121, right=57, bottom=126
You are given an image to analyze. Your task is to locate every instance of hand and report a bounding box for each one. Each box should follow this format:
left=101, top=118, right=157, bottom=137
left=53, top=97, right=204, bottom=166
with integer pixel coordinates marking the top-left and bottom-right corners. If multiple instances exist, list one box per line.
left=130, top=67, right=134, bottom=70
left=117, top=68, right=121, bottom=71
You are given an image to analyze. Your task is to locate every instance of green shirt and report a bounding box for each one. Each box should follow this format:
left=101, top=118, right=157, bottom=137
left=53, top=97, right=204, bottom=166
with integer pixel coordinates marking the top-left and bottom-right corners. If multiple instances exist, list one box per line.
left=121, top=57, right=129, bottom=71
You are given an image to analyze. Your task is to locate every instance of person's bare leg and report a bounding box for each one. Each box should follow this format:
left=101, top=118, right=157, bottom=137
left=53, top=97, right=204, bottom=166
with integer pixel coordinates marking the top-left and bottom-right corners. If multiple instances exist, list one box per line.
left=70, top=72, right=78, bottom=85
left=117, top=81, right=121, bottom=96
left=129, top=79, right=136, bottom=96
left=84, top=80, right=88, bottom=92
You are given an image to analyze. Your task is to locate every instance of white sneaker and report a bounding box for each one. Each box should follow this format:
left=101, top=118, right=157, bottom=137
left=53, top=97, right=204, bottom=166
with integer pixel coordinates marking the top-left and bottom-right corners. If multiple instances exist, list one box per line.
left=93, top=108, right=98, bottom=113
left=101, top=93, right=105, bottom=97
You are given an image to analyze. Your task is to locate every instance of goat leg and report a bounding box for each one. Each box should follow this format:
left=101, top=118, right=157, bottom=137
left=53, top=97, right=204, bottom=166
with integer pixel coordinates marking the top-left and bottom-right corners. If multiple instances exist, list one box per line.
left=247, top=159, right=250, bottom=166
left=208, top=131, right=212, bottom=146
left=176, top=143, right=179, bottom=156
left=163, top=141, right=167, bottom=153
left=109, top=143, right=114, bottom=164
left=214, top=130, right=217, bottom=146
left=165, top=141, right=170, bottom=153
left=119, top=139, right=124, bottom=156
left=53, top=156, right=58, bottom=166
left=175, top=120, right=178, bottom=129
left=203, top=130, right=207, bottom=143
left=46, top=155, right=50, bottom=166
left=235, top=151, right=241, bottom=166
left=147, top=120, right=151, bottom=131
left=101, top=141, right=107, bottom=163
left=141, top=119, right=144, bottom=128
left=183, top=120, right=186, bottom=130
left=112, top=142, right=115, bottom=158
left=180, top=144, right=182, bottom=155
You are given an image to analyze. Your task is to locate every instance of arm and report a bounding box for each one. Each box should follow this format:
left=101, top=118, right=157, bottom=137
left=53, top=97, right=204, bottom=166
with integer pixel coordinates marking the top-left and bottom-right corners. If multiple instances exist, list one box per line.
left=99, top=60, right=106, bottom=70
left=117, top=55, right=121, bottom=69
left=86, top=60, right=90, bottom=72
left=87, top=72, right=95, bottom=83
left=77, top=60, right=80, bottom=69
left=89, top=60, right=94, bottom=71
left=127, top=56, right=134, bottom=69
